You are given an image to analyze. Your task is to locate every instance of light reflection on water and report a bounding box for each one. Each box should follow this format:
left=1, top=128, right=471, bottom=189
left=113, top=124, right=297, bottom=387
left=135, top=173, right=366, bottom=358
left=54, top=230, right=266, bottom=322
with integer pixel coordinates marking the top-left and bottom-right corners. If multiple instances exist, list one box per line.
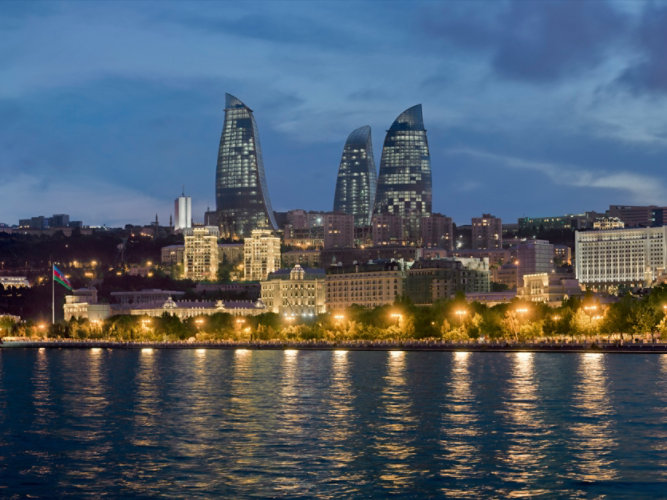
left=497, top=352, right=551, bottom=497
left=568, top=353, right=618, bottom=484
left=439, top=351, right=482, bottom=497
left=1, top=350, right=665, bottom=498
left=374, top=350, right=418, bottom=491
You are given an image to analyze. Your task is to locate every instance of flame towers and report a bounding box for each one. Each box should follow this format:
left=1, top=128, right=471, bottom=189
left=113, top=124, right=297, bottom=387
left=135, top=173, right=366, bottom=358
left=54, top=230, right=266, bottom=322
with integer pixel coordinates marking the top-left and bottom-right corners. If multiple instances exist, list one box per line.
left=374, top=104, right=432, bottom=240
left=333, top=125, right=377, bottom=226
left=215, top=93, right=277, bottom=238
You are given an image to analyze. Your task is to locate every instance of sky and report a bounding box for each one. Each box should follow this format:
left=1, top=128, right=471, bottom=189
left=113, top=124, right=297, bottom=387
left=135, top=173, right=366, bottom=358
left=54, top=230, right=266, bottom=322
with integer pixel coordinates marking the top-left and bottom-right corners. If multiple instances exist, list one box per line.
left=1, top=0, right=666, bottom=227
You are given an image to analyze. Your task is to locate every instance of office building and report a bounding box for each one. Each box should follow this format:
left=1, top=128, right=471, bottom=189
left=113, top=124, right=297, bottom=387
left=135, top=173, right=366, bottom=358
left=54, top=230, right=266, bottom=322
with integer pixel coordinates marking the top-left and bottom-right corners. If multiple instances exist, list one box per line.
left=333, top=125, right=377, bottom=227
left=174, top=192, right=192, bottom=231
left=421, top=213, right=454, bottom=250
left=517, top=239, right=554, bottom=283
left=472, top=214, right=502, bottom=250
left=575, top=226, right=667, bottom=290
left=372, top=214, right=404, bottom=246
left=244, top=229, right=281, bottom=281
left=323, top=212, right=355, bottom=249
left=183, top=226, right=219, bottom=282
left=374, top=104, right=432, bottom=240
left=607, top=205, right=666, bottom=228
left=214, top=93, right=277, bottom=238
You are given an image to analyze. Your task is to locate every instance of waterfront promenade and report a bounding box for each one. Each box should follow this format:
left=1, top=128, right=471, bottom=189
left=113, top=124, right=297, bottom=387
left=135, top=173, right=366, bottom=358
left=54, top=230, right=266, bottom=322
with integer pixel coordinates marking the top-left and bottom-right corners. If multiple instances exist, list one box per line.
left=2, top=338, right=667, bottom=353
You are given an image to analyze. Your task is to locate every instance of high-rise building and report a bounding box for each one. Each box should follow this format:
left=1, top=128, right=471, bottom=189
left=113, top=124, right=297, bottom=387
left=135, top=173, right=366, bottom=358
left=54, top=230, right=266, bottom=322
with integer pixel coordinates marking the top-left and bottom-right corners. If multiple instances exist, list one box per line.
left=174, top=191, right=192, bottom=231
left=374, top=104, right=432, bottom=241
left=472, top=214, right=502, bottom=249
left=215, top=93, right=277, bottom=238
left=333, top=125, right=377, bottom=227
left=243, top=229, right=281, bottom=281
left=323, top=212, right=355, bottom=249
left=421, top=213, right=454, bottom=250
left=183, top=226, right=220, bottom=282
left=516, top=239, right=554, bottom=284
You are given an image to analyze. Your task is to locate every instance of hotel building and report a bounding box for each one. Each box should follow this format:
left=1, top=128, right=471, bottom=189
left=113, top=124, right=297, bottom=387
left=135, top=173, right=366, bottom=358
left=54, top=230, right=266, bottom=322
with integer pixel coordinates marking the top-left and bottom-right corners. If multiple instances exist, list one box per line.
left=183, top=226, right=219, bottom=281
left=325, top=262, right=405, bottom=310
left=575, top=226, right=667, bottom=290
left=261, top=265, right=326, bottom=317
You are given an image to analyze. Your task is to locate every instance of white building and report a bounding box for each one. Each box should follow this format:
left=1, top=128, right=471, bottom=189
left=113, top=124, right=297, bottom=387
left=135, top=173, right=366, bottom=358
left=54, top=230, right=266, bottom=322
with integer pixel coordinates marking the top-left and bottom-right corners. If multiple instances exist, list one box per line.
left=244, top=229, right=281, bottom=281
left=261, top=265, right=326, bottom=317
left=575, top=226, right=667, bottom=290
left=174, top=193, right=192, bottom=231
left=183, top=226, right=219, bottom=281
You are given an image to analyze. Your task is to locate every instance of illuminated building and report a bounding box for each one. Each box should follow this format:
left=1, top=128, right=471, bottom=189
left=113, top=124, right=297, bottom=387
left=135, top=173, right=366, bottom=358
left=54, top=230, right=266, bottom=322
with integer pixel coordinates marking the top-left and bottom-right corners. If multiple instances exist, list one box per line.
left=183, top=226, right=219, bottom=281
left=260, top=265, right=326, bottom=316
left=516, top=239, right=554, bottom=283
left=333, top=125, right=377, bottom=226
left=374, top=104, right=432, bottom=240
left=244, top=229, right=281, bottom=281
left=472, top=214, right=502, bottom=250
left=575, top=226, right=667, bottom=290
left=325, top=262, right=404, bottom=309
left=174, top=191, right=192, bottom=231
left=214, top=93, right=277, bottom=238
left=371, top=213, right=404, bottom=246
left=518, top=272, right=581, bottom=306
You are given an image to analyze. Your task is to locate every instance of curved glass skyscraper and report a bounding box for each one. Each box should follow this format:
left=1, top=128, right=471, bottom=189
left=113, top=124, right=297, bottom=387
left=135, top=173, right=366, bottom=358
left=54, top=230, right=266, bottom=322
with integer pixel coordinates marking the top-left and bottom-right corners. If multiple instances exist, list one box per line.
left=374, top=104, right=432, bottom=240
left=333, top=125, right=376, bottom=226
left=215, top=93, right=277, bottom=238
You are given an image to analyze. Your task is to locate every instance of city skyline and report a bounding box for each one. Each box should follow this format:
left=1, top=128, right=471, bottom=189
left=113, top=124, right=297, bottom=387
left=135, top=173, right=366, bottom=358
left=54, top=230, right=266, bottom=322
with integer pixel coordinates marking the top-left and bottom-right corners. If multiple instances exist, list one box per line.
left=2, top=1, right=667, bottom=227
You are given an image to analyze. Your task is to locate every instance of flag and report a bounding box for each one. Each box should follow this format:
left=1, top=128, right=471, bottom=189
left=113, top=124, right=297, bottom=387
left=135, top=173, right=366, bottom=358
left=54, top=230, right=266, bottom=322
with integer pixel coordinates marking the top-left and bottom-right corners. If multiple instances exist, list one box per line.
left=53, top=264, right=72, bottom=291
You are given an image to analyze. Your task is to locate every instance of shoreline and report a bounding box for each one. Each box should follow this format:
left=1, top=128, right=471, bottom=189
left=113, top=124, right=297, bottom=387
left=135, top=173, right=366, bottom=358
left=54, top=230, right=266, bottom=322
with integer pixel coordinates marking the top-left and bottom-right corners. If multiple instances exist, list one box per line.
left=2, top=339, right=667, bottom=353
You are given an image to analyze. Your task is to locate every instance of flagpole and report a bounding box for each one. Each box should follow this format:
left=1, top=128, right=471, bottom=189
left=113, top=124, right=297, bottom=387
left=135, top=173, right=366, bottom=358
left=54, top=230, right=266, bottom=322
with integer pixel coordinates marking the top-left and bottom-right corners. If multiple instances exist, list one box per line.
left=52, top=262, right=55, bottom=325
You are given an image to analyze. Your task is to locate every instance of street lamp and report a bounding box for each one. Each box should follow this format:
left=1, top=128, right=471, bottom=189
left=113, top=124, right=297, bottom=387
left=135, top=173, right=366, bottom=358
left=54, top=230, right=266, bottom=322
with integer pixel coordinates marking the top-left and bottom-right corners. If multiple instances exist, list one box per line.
left=454, top=309, right=467, bottom=323
left=390, top=312, right=403, bottom=325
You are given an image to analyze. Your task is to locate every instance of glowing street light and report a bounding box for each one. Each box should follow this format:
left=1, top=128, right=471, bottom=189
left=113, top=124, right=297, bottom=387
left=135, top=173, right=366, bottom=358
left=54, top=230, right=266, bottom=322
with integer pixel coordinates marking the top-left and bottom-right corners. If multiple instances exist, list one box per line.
left=454, top=309, right=467, bottom=323
left=390, top=312, right=403, bottom=325
left=333, top=314, right=345, bottom=323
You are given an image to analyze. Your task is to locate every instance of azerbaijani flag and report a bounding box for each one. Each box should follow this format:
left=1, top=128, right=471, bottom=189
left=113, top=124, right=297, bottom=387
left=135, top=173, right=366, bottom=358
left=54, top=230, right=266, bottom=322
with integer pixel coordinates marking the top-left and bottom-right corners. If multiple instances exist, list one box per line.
left=53, top=264, right=72, bottom=291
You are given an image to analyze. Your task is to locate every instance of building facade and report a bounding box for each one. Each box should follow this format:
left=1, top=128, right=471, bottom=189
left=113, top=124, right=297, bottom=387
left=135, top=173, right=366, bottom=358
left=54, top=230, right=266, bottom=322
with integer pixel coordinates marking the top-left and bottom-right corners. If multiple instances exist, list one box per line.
left=608, top=205, right=666, bottom=228
left=261, top=265, right=326, bottom=317
left=472, top=214, right=502, bottom=250
left=371, top=213, right=404, bottom=246
left=517, top=239, right=554, bottom=284
left=517, top=273, right=582, bottom=306
left=183, top=226, right=219, bottom=281
left=421, top=213, right=454, bottom=250
left=174, top=192, right=192, bottom=231
left=325, top=262, right=404, bottom=310
left=214, top=93, right=277, bottom=238
left=323, top=212, right=355, bottom=249
left=244, top=229, right=281, bottom=281
left=374, top=104, right=432, bottom=241
left=405, top=258, right=490, bottom=305
left=575, top=226, right=667, bottom=290
left=333, top=125, right=377, bottom=227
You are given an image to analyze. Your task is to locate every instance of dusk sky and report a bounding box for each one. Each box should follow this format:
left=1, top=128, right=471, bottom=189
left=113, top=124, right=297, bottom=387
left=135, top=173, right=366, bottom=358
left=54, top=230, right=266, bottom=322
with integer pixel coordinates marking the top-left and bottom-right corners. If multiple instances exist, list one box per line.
left=2, top=0, right=666, bottom=227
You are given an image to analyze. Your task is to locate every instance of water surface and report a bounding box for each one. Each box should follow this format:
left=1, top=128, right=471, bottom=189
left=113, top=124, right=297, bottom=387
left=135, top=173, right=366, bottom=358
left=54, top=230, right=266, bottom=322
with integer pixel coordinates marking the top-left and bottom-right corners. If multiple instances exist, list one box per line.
left=1, top=349, right=665, bottom=498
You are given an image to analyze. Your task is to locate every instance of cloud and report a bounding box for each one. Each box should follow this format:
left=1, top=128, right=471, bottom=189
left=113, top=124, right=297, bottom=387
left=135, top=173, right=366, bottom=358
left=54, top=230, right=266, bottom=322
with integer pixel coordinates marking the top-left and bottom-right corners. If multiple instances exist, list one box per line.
left=617, top=5, right=667, bottom=93
left=424, top=0, right=628, bottom=83
left=0, top=175, right=169, bottom=227
left=448, top=148, right=665, bottom=205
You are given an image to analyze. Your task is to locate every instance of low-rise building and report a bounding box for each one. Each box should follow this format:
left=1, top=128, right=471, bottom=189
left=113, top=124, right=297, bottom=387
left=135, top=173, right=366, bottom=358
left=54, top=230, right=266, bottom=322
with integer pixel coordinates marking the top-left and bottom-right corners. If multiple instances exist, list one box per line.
left=0, top=276, right=31, bottom=288
left=517, top=273, right=582, bottom=306
left=64, top=288, right=111, bottom=321
left=261, top=265, right=326, bottom=317
left=405, top=258, right=490, bottom=305
left=326, top=262, right=405, bottom=310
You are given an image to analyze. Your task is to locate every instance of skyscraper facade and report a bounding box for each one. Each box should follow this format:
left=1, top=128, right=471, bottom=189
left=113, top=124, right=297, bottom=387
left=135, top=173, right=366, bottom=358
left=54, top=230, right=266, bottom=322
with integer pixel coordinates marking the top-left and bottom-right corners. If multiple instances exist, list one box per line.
left=333, top=125, right=376, bottom=226
left=215, top=93, right=277, bottom=238
left=174, top=191, right=192, bottom=231
left=374, top=104, right=432, bottom=241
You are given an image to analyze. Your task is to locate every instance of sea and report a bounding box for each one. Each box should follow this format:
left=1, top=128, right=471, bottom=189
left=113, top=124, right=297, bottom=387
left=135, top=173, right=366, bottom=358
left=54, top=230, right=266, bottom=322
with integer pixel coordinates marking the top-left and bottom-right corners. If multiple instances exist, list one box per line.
left=1, top=348, right=666, bottom=498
